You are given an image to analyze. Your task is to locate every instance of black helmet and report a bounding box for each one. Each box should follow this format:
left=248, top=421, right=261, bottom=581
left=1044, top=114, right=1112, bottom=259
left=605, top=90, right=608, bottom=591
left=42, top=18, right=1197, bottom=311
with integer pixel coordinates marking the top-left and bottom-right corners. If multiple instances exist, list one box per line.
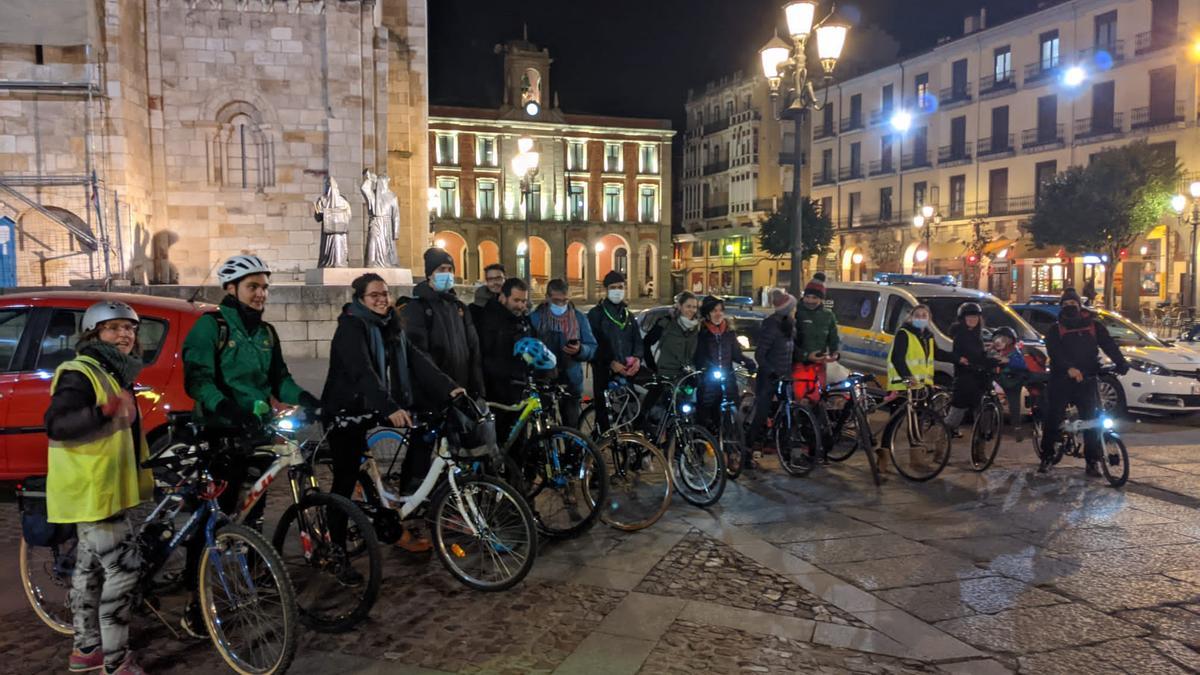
left=992, top=326, right=1018, bottom=341
left=957, top=302, right=982, bottom=318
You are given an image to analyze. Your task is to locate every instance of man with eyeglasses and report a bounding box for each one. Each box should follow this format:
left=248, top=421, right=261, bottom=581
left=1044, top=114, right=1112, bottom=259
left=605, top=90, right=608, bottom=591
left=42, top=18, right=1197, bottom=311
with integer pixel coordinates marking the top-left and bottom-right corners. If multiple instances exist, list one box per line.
left=471, top=263, right=506, bottom=325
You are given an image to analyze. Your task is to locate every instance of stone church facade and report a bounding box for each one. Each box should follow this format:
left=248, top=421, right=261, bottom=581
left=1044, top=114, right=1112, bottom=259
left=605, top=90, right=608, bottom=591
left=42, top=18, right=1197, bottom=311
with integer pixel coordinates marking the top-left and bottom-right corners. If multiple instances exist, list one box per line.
left=0, top=0, right=429, bottom=285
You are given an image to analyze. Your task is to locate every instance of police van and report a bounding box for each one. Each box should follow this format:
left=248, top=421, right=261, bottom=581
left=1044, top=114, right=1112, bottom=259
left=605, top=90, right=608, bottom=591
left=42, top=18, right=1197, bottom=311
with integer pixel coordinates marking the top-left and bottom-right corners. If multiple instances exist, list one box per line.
left=825, top=274, right=1044, bottom=387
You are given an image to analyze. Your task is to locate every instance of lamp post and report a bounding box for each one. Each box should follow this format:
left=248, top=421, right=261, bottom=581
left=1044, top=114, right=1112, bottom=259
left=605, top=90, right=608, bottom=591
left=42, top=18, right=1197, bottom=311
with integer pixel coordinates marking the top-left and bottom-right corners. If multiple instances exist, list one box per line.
left=759, top=1, right=849, bottom=293
left=912, top=202, right=941, bottom=275
left=1171, top=180, right=1200, bottom=308
left=511, top=136, right=540, bottom=284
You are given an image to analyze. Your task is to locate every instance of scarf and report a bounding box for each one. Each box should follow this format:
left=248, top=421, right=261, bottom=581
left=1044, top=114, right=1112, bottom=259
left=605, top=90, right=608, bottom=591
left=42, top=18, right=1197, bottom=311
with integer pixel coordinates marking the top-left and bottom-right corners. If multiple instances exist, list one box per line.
left=77, top=339, right=144, bottom=388
left=346, top=301, right=391, bottom=390
left=705, top=319, right=727, bottom=335
left=221, top=294, right=264, bottom=335
left=537, top=303, right=580, bottom=342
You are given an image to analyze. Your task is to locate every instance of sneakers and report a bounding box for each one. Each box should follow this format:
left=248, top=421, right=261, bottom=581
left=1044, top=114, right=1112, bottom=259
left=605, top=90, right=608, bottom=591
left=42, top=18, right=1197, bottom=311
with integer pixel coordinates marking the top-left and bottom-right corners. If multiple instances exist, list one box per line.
left=180, top=599, right=207, bottom=639
left=106, top=652, right=147, bottom=675
left=395, top=527, right=432, bottom=553
left=69, top=646, right=104, bottom=672
left=1085, top=462, right=1103, bottom=478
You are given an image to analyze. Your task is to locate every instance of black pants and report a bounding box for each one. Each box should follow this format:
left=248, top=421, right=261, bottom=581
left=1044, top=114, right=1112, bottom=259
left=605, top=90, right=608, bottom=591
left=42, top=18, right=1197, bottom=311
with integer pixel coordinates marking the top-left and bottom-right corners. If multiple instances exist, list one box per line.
left=592, top=366, right=614, bottom=432
left=748, top=373, right=778, bottom=446
left=326, top=423, right=369, bottom=544
left=1040, top=377, right=1102, bottom=463
left=558, top=391, right=581, bottom=430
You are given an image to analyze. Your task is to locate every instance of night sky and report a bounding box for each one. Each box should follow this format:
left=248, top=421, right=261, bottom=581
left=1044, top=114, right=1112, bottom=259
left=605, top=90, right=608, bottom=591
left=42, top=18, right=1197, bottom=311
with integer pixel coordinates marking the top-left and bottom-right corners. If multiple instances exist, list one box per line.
left=428, top=0, right=1046, bottom=125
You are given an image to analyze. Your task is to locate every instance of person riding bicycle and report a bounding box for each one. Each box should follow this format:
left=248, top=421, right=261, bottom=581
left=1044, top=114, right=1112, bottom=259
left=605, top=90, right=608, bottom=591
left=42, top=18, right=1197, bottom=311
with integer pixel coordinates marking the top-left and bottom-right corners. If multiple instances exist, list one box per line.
left=747, top=290, right=797, bottom=467
left=44, top=300, right=153, bottom=675
left=792, top=273, right=839, bottom=405
left=1039, top=288, right=1129, bottom=477
left=987, top=326, right=1047, bottom=441
left=641, top=291, right=701, bottom=430
left=586, top=270, right=644, bottom=432
left=694, top=296, right=755, bottom=430
left=529, top=278, right=597, bottom=428
left=180, top=254, right=321, bottom=638
left=322, top=273, right=463, bottom=556
left=944, top=302, right=992, bottom=436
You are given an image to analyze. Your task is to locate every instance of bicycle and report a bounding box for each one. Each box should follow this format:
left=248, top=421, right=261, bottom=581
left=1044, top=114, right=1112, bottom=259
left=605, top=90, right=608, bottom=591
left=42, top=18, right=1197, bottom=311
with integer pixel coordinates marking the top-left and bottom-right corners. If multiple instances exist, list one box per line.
left=814, top=372, right=882, bottom=486
left=766, top=376, right=823, bottom=477
left=487, top=373, right=608, bottom=539
left=1030, top=367, right=1130, bottom=488
left=641, top=368, right=727, bottom=507
left=579, top=374, right=641, bottom=438
left=19, top=434, right=301, bottom=674
left=343, top=397, right=539, bottom=591
left=881, top=385, right=953, bottom=482
left=965, top=365, right=1005, bottom=472
left=699, top=364, right=752, bottom=480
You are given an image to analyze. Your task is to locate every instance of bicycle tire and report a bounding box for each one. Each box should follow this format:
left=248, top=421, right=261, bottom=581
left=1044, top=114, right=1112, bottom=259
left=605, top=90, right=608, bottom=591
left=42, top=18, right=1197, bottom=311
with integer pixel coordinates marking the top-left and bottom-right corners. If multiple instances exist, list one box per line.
left=887, top=406, right=952, bottom=482
left=596, top=432, right=672, bottom=531
left=776, top=404, right=821, bottom=477
left=853, top=404, right=882, bottom=486
left=1101, top=432, right=1130, bottom=488
left=521, top=426, right=608, bottom=539
left=20, top=538, right=75, bottom=635
left=719, top=407, right=745, bottom=480
left=671, top=424, right=726, bottom=507
left=429, top=474, right=537, bottom=592
left=199, top=522, right=300, bottom=675
left=822, top=394, right=860, bottom=462
left=270, top=492, right=381, bottom=633
left=969, top=397, right=1004, bottom=472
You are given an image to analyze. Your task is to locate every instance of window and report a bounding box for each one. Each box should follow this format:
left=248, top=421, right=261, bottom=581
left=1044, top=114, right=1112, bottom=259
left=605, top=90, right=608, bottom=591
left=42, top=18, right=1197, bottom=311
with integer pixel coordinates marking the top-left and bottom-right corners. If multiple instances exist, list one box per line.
left=849, top=142, right=861, bottom=173
left=476, top=136, right=497, bottom=167
left=0, top=308, right=30, bottom=371
left=639, top=186, right=658, bottom=223
left=1037, top=95, right=1058, bottom=141
left=881, top=83, right=894, bottom=115
left=692, top=241, right=703, bottom=257
left=913, top=181, right=927, bottom=211
left=821, top=105, right=834, bottom=134
left=436, top=133, right=457, bottom=165
left=1149, top=65, right=1177, bottom=122
left=639, top=145, right=659, bottom=174
left=436, top=177, right=458, bottom=218
left=568, top=141, right=587, bottom=170
left=849, top=94, right=862, bottom=126
left=604, top=185, right=622, bottom=221
left=914, top=73, right=929, bottom=108
left=950, top=116, right=967, bottom=156
left=880, top=134, right=894, bottom=171
left=820, top=148, right=833, bottom=180
left=988, top=168, right=1009, bottom=215
left=211, top=102, right=275, bottom=190
left=708, top=239, right=720, bottom=256
left=819, top=196, right=833, bottom=217
left=739, top=235, right=754, bottom=255
left=1091, top=81, right=1116, bottom=130
left=848, top=192, right=862, bottom=227
left=527, top=184, right=542, bottom=220
left=476, top=180, right=496, bottom=218
left=879, top=187, right=893, bottom=222
left=949, top=175, right=966, bottom=216
left=993, top=46, right=1012, bottom=82
left=1094, top=10, right=1117, bottom=49
left=1039, top=30, right=1060, bottom=70
left=1035, top=161, right=1057, bottom=203
left=35, top=310, right=168, bottom=370
left=568, top=183, right=586, bottom=221
left=951, top=59, right=968, bottom=98
left=991, top=106, right=1009, bottom=149
left=827, top=289, right=879, bottom=330
left=604, top=143, right=622, bottom=172
left=883, top=295, right=914, bottom=335
left=913, top=126, right=928, bottom=162
left=725, top=100, right=734, bottom=119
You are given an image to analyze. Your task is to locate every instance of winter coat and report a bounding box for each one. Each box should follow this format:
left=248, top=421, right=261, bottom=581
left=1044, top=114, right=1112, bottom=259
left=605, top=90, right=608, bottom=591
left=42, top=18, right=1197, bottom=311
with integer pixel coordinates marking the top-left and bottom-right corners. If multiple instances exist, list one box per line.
left=477, top=298, right=532, bottom=405
left=694, top=321, right=753, bottom=374
left=469, top=285, right=496, bottom=326
left=644, top=313, right=700, bottom=382
left=1044, top=309, right=1128, bottom=381
left=794, top=303, right=839, bottom=362
left=949, top=322, right=991, bottom=408
left=587, top=300, right=644, bottom=372
left=401, top=280, right=486, bottom=396
left=754, top=312, right=795, bottom=379
left=529, top=303, right=597, bottom=395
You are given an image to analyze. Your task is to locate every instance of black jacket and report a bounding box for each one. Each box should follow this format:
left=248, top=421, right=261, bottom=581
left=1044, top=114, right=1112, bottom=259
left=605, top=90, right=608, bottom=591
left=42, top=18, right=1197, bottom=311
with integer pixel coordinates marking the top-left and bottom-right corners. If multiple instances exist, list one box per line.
left=401, top=281, right=485, bottom=396
left=1044, top=309, right=1128, bottom=380
left=321, top=306, right=456, bottom=417
left=587, top=300, right=643, bottom=372
left=754, top=312, right=795, bottom=379
left=694, top=322, right=752, bottom=374
left=948, top=322, right=991, bottom=407
left=477, top=298, right=531, bottom=404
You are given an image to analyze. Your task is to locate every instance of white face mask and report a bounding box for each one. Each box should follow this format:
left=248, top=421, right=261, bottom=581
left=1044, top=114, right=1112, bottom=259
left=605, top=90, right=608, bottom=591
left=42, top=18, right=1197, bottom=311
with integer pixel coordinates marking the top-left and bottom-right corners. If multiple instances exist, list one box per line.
left=607, top=288, right=625, bottom=304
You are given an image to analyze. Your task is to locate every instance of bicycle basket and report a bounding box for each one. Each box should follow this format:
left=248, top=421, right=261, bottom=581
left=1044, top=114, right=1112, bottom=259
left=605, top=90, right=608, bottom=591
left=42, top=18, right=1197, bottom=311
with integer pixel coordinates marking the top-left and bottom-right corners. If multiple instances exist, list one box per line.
left=17, top=476, right=77, bottom=547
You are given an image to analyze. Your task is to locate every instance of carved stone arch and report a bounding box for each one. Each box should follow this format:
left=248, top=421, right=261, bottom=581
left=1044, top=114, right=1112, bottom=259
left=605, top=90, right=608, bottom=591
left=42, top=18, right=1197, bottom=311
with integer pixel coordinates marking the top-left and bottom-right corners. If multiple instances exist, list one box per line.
left=208, top=99, right=276, bottom=191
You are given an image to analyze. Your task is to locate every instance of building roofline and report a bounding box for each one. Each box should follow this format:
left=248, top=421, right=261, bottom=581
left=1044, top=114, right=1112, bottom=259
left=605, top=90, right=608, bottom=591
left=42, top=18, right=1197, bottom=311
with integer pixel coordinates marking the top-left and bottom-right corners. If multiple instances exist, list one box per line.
left=429, top=105, right=675, bottom=137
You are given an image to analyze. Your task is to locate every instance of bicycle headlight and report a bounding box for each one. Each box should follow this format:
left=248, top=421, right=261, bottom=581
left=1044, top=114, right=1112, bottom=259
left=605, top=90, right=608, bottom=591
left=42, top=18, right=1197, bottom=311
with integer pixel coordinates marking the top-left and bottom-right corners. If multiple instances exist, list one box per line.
left=1128, top=358, right=1167, bottom=376
left=711, top=369, right=725, bottom=381
left=737, top=335, right=750, bottom=350
left=680, top=403, right=694, bottom=415
left=1102, top=417, right=1114, bottom=430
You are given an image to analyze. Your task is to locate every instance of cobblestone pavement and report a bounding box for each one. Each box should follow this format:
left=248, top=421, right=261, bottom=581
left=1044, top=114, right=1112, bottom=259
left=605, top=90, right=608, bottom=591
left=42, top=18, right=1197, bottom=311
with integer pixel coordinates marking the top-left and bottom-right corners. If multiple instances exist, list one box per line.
left=4, top=424, right=1200, bottom=673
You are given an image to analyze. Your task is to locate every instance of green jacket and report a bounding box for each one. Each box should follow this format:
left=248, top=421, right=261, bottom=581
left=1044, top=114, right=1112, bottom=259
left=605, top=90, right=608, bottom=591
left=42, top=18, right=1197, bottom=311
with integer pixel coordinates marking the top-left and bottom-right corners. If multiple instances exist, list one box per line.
left=182, top=304, right=305, bottom=426
left=645, top=313, right=699, bottom=382
left=794, top=304, right=839, bottom=361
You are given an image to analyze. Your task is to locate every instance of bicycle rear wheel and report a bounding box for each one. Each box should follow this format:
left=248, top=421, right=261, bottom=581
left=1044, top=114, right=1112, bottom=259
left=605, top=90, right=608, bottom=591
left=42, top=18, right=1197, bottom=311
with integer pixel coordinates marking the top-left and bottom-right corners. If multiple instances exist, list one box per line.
left=597, top=432, right=672, bottom=531
left=1100, top=432, right=1130, bottom=488
left=20, top=538, right=76, bottom=635
left=522, top=427, right=608, bottom=539
left=776, top=404, right=821, bottom=477
left=671, top=424, right=726, bottom=507
left=199, top=522, right=300, bottom=675
left=969, top=397, right=1004, bottom=472
left=887, top=406, right=952, bottom=482
left=430, top=474, right=537, bottom=592
left=822, top=394, right=861, bottom=462
left=718, top=406, right=745, bottom=480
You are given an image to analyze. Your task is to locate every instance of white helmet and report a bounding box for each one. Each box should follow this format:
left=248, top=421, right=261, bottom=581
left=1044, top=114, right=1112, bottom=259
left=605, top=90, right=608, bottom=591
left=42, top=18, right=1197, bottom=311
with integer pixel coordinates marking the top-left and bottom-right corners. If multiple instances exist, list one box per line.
left=82, top=300, right=140, bottom=332
left=217, top=254, right=271, bottom=286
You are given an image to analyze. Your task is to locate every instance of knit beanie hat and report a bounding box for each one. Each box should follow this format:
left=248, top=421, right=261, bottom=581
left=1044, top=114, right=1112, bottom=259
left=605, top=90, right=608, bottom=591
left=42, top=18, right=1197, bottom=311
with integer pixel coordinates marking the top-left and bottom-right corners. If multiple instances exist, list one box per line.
left=1060, top=287, right=1082, bottom=305
left=803, top=274, right=826, bottom=299
left=602, top=269, right=626, bottom=288
left=424, top=247, right=454, bottom=277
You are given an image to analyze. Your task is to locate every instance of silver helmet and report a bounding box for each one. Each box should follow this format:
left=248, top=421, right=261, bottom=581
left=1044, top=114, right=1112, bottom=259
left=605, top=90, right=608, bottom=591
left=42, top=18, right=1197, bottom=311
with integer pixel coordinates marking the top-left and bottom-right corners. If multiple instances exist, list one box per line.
left=217, top=254, right=271, bottom=286
left=82, top=300, right=140, bottom=332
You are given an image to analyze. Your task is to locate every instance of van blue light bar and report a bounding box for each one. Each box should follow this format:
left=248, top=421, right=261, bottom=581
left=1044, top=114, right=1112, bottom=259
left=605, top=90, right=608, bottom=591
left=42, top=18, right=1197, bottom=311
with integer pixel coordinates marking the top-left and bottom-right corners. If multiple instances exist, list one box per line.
left=872, top=273, right=958, bottom=286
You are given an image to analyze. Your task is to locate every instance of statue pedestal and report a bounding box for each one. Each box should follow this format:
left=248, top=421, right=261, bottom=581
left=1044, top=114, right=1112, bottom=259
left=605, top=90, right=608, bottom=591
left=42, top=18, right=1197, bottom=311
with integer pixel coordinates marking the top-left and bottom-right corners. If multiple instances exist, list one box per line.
left=305, top=267, right=414, bottom=287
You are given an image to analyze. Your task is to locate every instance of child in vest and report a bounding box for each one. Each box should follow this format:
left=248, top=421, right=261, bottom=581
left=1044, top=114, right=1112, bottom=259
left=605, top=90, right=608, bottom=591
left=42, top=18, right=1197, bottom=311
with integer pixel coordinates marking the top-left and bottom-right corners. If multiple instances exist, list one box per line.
left=45, top=301, right=153, bottom=675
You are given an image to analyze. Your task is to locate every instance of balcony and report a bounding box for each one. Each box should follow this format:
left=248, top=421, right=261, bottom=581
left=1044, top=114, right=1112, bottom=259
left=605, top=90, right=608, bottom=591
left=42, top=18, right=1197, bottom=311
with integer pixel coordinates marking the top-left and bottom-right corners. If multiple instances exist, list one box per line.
left=1078, top=40, right=1125, bottom=63
left=977, top=134, right=1015, bottom=159
left=703, top=204, right=730, bottom=219
left=868, top=158, right=896, bottom=176
left=1021, top=124, right=1065, bottom=150
left=703, top=117, right=731, bottom=135
left=1135, top=26, right=1186, bottom=55
left=1131, top=101, right=1185, bottom=130
left=938, top=144, right=972, bottom=166
left=1073, top=112, right=1124, bottom=142
left=902, top=150, right=932, bottom=170
left=752, top=198, right=777, bottom=212
left=838, top=164, right=864, bottom=181
left=983, top=196, right=1036, bottom=217
left=731, top=110, right=762, bottom=125
left=869, top=107, right=894, bottom=126
left=1023, top=60, right=1061, bottom=85
left=979, top=70, right=1016, bottom=97
left=939, top=82, right=973, bottom=107
left=702, top=159, right=730, bottom=175
left=813, top=171, right=836, bottom=187
left=840, top=115, right=865, bottom=133
left=814, top=122, right=837, bottom=140
left=778, top=151, right=800, bottom=165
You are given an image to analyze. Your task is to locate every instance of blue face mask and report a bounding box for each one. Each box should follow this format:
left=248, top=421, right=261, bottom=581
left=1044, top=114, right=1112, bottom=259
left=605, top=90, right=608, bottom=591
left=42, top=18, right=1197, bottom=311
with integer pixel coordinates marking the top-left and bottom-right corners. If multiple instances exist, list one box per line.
left=911, top=318, right=929, bottom=331
left=432, top=272, right=455, bottom=292
left=549, top=302, right=569, bottom=317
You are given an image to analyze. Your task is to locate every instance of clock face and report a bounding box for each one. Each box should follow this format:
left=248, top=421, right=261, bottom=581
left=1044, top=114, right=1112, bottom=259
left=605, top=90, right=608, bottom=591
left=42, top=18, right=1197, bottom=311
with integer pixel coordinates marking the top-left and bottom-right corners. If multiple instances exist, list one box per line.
left=525, top=101, right=540, bottom=116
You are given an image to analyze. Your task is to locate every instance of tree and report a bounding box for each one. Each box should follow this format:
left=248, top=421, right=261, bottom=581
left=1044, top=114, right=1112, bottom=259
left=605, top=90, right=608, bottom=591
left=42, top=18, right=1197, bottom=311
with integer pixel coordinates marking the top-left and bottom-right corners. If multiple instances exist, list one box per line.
left=866, top=229, right=902, bottom=274
left=1029, top=141, right=1182, bottom=307
left=758, top=196, right=834, bottom=277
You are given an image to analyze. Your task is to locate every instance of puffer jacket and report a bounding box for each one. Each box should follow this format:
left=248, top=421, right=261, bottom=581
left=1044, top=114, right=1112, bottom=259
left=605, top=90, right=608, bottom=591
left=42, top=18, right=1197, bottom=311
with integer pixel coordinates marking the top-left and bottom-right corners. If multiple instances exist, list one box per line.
left=754, top=312, right=795, bottom=379
left=587, top=299, right=643, bottom=370
left=401, top=280, right=486, bottom=396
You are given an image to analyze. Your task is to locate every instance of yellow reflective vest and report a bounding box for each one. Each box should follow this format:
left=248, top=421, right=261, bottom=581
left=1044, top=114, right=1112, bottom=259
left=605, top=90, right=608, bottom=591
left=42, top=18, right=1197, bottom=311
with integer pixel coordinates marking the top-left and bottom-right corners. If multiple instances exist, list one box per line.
left=886, top=327, right=935, bottom=391
left=46, top=355, right=153, bottom=524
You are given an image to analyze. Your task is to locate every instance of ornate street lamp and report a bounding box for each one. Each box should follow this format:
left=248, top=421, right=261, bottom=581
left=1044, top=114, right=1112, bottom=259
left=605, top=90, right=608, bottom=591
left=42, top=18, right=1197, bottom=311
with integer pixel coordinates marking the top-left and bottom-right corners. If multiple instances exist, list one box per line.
left=912, top=203, right=941, bottom=275
left=760, top=1, right=849, bottom=293
left=1171, top=181, right=1200, bottom=307
left=512, top=136, right=540, bottom=283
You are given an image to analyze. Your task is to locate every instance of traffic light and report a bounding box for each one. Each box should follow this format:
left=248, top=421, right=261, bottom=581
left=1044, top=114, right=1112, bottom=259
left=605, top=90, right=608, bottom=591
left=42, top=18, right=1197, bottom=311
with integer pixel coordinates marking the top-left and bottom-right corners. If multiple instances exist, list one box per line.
left=966, top=252, right=979, bottom=264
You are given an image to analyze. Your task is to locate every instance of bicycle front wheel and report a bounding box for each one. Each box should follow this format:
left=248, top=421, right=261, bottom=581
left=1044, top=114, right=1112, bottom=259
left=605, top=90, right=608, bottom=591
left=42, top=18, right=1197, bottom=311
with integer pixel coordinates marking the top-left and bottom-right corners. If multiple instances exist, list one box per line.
left=271, top=492, right=381, bottom=633
left=887, top=407, right=952, bottom=482
left=823, top=394, right=861, bottom=462
left=199, top=522, right=300, bottom=675
left=969, top=397, right=1004, bottom=472
left=523, top=427, right=608, bottom=539
left=671, top=424, right=726, bottom=507
left=430, top=474, right=537, bottom=592
left=20, top=538, right=76, bottom=635
left=776, top=404, right=821, bottom=477
left=597, top=432, right=672, bottom=531
left=1101, top=432, right=1130, bottom=488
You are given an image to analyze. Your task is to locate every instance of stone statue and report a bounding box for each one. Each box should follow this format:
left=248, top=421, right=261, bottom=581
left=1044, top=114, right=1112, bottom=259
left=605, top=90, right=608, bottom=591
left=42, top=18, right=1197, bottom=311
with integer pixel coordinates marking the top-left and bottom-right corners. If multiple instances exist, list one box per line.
left=361, top=170, right=400, bottom=268
left=314, top=176, right=351, bottom=267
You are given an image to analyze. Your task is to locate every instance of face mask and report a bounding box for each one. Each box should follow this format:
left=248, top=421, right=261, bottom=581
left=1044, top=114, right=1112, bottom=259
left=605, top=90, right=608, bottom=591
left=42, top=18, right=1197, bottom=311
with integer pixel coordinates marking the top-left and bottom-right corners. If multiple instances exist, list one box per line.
left=607, top=289, right=625, bottom=304
left=1061, top=305, right=1081, bottom=319
left=432, top=272, right=455, bottom=292
left=679, top=315, right=699, bottom=330
left=549, top=302, right=569, bottom=317
left=911, top=319, right=929, bottom=331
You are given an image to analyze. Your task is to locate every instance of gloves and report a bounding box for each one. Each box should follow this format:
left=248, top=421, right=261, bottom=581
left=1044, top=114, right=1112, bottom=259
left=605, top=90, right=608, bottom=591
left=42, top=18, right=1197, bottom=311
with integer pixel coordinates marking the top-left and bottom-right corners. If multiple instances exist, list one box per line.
left=216, top=398, right=261, bottom=432
left=1114, top=363, right=1130, bottom=377
left=298, top=391, right=322, bottom=420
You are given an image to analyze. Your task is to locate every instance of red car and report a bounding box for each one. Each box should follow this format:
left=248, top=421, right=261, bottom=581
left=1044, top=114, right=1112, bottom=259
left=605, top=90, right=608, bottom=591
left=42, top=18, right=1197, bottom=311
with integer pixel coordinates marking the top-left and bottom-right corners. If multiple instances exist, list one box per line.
left=0, top=291, right=213, bottom=480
